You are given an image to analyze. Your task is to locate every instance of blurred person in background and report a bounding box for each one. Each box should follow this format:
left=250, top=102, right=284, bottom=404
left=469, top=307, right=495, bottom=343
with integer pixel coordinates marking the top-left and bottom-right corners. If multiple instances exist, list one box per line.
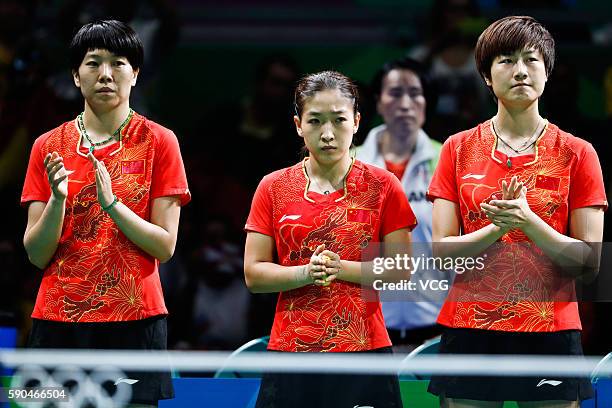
left=357, top=57, right=447, bottom=353
left=410, top=0, right=490, bottom=140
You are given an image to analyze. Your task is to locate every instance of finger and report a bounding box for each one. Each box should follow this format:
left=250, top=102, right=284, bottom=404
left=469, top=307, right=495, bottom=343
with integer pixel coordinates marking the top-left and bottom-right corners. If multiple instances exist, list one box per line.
left=313, top=244, right=325, bottom=257
left=320, top=250, right=339, bottom=261
left=520, top=186, right=528, bottom=199
left=44, top=153, right=52, bottom=167
left=480, top=203, right=502, bottom=213
left=52, top=174, right=69, bottom=187
left=502, top=180, right=508, bottom=198
left=323, top=267, right=340, bottom=277
left=314, top=278, right=327, bottom=286
left=488, top=200, right=517, bottom=209
left=48, top=162, right=65, bottom=180
left=508, top=177, right=517, bottom=195
left=324, top=274, right=337, bottom=283
left=46, top=156, right=63, bottom=172
left=513, top=182, right=523, bottom=198
left=87, top=152, right=98, bottom=169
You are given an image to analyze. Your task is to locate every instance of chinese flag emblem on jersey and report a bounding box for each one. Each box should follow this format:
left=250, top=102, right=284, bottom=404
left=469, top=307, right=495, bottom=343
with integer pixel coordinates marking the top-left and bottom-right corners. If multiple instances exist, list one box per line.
left=347, top=208, right=371, bottom=223
left=535, top=174, right=560, bottom=191
left=122, top=160, right=145, bottom=175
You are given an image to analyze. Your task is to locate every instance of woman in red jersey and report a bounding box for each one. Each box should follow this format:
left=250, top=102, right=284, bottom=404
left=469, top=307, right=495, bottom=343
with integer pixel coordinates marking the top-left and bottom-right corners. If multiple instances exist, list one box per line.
left=21, top=20, right=189, bottom=406
left=244, top=71, right=416, bottom=408
left=427, top=16, right=606, bottom=407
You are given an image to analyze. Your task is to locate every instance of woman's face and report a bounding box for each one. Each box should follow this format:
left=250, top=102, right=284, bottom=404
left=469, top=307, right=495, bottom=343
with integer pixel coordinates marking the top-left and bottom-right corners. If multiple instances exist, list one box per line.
left=73, top=48, right=138, bottom=112
left=294, top=88, right=360, bottom=165
left=487, top=47, right=547, bottom=108
left=377, top=68, right=426, bottom=137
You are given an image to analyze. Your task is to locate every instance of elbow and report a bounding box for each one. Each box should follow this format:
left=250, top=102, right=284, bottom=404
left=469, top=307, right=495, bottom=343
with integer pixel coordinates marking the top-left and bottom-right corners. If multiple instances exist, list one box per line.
left=23, top=239, right=47, bottom=269
left=157, top=248, right=174, bottom=264
left=157, top=240, right=177, bottom=264
left=26, top=252, right=48, bottom=270
left=243, top=265, right=264, bottom=293
left=244, top=272, right=259, bottom=293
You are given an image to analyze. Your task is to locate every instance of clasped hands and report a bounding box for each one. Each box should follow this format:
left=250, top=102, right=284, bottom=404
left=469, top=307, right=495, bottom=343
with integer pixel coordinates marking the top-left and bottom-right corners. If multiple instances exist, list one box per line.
left=305, top=244, right=341, bottom=287
left=480, top=176, right=533, bottom=232
left=44, top=151, right=115, bottom=208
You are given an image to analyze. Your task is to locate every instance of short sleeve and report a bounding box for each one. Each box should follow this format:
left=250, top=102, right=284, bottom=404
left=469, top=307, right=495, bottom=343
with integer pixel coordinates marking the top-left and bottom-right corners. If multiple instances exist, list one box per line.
left=380, top=174, right=417, bottom=237
left=150, top=130, right=191, bottom=206
left=427, top=137, right=459, bottom=203
left=245, top=176, right=274, bottom=237
left=569, top=143, right=608, bottom=211
left=21, top=136, right=51, bottom=206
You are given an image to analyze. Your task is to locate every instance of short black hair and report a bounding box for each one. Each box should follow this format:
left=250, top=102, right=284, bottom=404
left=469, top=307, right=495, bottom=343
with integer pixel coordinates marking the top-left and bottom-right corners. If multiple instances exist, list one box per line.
left=69, top=20, right=144, bottom=72
left=371, top=57, right=437, bottom=115
left=475, top=16, right=555, bottom=84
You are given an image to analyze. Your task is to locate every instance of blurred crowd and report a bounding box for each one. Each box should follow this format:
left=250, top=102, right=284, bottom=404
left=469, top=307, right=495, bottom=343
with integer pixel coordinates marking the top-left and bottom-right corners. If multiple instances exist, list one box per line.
left=2, top=0, right=612, bottom=355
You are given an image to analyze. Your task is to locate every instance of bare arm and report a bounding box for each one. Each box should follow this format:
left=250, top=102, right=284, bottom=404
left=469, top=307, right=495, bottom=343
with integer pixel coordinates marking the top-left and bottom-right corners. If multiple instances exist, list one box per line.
left=243, top=232, right=318, bottom=293
left=106, top=196, right=181, bottom=263
left=23, top=152, right=69, bottom=269
left=481, top=185, right=604, bottom=277
left=431, top=198, right=507, bottom=260
left=89, top=152, right=181, bottom=262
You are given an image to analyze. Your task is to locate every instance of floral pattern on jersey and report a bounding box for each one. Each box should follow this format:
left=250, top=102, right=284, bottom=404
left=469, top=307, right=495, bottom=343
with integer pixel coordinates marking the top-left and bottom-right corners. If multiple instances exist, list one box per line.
left=268, top=163, right=392, bottom=351
left=447, top=122, right=581, bottom=332
left=36, top=115, right=159, bottom=322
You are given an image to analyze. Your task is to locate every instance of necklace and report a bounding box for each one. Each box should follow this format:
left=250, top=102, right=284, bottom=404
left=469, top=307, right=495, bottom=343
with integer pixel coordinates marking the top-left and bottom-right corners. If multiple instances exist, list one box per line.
left=311, top=171, right=339, bottom=195
left=302, top=157, right=355, bottom=198
left=492, top=118, right=542, bottom=168
left=78, top=109, right=134, bottom=153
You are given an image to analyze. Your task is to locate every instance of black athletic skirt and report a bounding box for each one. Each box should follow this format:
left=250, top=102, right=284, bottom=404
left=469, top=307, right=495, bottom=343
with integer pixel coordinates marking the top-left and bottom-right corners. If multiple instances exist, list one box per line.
left=28, top=316, right=174, bottom=405
left=428, top=327, right=593, bottom=402
left=255, top=346, right=403, bottom=408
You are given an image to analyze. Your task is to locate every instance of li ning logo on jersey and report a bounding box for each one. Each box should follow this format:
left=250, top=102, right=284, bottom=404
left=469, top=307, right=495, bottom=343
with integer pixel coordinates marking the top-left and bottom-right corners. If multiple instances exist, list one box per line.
left=461, top=173, right=486, bottom=180
left=279, top=214, right=302, bottom=223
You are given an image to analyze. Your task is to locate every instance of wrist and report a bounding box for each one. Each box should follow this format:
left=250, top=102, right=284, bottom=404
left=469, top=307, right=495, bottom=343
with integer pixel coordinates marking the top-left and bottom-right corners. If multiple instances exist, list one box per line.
left=296, top=265, right=310, bottom=284
left=101, top=195, right=120, bottom=212
left=49, top=194, right=66, bottom=206
left=520, top=209, right=538, bottom=233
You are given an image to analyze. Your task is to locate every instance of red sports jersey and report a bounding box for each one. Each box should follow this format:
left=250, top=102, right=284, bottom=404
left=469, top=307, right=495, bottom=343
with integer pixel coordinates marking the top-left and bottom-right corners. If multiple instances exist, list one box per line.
left=427, top=120, right=607, bottom=332
left=21, top=112, right=190, bottom=322
left=245, top=159, right=416, bottom=352
left=385, top=159, right=409, bottom=181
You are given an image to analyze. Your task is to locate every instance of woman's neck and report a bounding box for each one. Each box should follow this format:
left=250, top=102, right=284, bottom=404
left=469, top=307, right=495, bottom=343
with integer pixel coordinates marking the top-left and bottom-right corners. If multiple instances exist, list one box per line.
left=82, top=103, right=131, bottom=140
left=307, top=154, right=352, bottom=187
left=381, top=129, right=417, bottom=163
left=495, top=101, right=542, bottom=142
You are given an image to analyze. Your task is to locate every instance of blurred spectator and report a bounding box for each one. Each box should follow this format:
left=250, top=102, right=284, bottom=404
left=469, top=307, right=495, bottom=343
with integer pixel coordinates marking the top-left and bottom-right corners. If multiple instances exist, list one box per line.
left=357, top=57, right=447, bottom=352
left=203, top=55, right=302, bottom=191
left=188, top=219, right=249, bottom=350
left=409, top=0, right=490, bottom=141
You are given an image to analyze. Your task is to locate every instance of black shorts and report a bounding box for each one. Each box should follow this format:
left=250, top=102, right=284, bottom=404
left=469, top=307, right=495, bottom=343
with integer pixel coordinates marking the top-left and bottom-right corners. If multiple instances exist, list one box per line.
left=428, top=327, right=593, bottom=402
left=27, top=315, right=174, bottom=405
left=255, top=346, right=402, bottom=408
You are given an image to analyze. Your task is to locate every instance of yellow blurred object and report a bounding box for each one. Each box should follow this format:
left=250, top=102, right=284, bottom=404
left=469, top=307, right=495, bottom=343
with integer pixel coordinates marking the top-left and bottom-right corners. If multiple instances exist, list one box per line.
left=320, top=255, right=331, bottom=286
